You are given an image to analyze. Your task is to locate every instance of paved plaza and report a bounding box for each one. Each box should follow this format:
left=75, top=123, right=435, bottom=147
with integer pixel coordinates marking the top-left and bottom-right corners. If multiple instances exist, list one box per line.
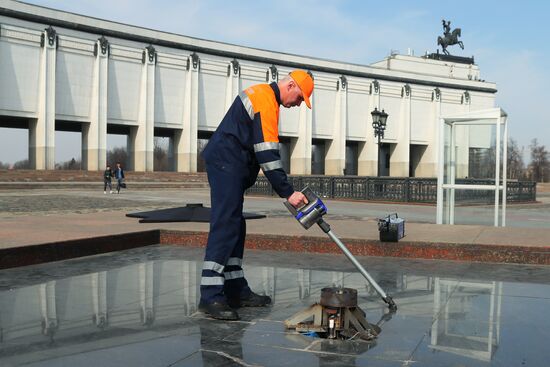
left=1, top=187, right=549, bottom=227
left=1, top=187, right=550, bottom=366
left=1, top=188, right=549, bottom=256
left=1, top=245, right=549, bottom=366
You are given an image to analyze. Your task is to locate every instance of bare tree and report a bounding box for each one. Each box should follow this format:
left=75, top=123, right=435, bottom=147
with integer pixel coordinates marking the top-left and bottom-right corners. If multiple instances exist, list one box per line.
left=528, top=139, right=549, bottom=182
left=106, top=147, right=128, bottom=169
left=154, top=145, right=170, bottom=171
left=507, top=138, right=525, bottom=180
left=55, top=158, right=81, bottom=170
left=0, top=161, right=10, bottom=169
left=154, top=137, right=171, bottom=171
left=13, top=159, right=30, bottom=169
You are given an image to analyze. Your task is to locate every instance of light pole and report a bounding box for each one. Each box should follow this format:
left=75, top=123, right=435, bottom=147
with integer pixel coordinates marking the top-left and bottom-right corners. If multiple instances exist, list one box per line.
left=371, top=108, right=388, bottom=177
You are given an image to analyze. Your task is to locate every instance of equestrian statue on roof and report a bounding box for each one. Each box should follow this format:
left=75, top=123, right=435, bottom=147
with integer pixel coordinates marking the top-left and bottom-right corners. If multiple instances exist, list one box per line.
left=438, top=19, right=464, bottom=55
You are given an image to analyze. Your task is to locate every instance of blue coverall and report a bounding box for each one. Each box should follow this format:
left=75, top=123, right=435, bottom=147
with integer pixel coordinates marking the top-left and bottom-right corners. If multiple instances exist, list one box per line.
left=200, top=82, right=294, bottom=304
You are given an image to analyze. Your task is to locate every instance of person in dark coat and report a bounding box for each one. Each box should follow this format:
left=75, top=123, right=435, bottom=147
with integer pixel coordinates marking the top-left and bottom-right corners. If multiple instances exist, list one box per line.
left=114, top=162, right=125, bottom=194
left=103, top=164, right=113, bottom=194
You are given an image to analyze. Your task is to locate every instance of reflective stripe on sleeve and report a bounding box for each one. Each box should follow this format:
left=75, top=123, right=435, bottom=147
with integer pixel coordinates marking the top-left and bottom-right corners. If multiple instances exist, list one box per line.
left=254, top=142, right=280, bottom=153
left=260, top=160, right=283, bottom=172
left=202, top=261, right=225, bottom=274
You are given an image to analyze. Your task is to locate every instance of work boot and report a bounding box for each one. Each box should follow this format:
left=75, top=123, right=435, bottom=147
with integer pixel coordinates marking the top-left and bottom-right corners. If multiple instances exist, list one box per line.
left=198, top=301, right=239, bottom=320
left=228, top=291, right=272, bottom=308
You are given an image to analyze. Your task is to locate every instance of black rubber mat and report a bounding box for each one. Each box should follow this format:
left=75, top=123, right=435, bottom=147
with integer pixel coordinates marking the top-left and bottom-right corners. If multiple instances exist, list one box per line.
left=126, top=203, right=266, bottom=223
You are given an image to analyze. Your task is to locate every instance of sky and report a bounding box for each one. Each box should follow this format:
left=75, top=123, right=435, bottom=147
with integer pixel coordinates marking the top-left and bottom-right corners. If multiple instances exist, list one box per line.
left=1, top=0, right=549, bottom=164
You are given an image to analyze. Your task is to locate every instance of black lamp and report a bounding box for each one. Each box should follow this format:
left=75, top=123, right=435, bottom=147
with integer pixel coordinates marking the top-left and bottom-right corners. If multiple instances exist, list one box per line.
left=371, top=108, right=389, bottom=176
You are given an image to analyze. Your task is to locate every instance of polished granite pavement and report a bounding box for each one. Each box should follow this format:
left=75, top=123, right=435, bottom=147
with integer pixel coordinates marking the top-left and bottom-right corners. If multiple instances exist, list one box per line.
left=1, top=246, right=549, bottom=366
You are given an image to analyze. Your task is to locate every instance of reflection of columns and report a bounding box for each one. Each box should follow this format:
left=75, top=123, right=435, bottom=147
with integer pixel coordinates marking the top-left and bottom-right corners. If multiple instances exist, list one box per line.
left=431, top=277, right=441, bottom=346
left=358, top=80, right=380, bottom=175
left=416, top=88, right=441, bottom=177
left=390, top=84, right=411, bottom=176
left=290, top=70, right=313, bottom=175
left=139, top=262, right=155, bottom=325
left=297, top=269, right=311, bottom=299
left=39, top=281, right=58, bottom=336
left=182, top=260, right=198, bottom=315
left=84, top=36, right=109, bottom=171
left=31, top=26, right=57, bottom=170
left=190, top=261, right=199, bottom=313
left=225, top=59, right=240, bottom=110
left=91, top=271, right=108, bottom=328
left=331, top=272, right=345, bottom=288
left=175, top=53, right=199, bottom=172
left=431, top=278, right=502, bottom=361
left=325, top=76, right=347, bottom=175
left=495, top=281, right=502, bottom=345
left=133, top=45, right=156, bottom=172
left=262, top=267, right=276, bottom=303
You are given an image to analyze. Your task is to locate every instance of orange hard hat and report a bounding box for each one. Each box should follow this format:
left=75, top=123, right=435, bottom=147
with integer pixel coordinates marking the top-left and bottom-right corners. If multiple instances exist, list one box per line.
left=289, top=70, right=314, bottom=109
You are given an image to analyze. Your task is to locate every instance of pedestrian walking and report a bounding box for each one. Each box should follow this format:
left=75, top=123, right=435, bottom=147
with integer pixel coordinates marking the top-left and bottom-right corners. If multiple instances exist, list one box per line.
left=103, top=164, right=113, bottom=194
left=114, top=162, right=125, bottom=194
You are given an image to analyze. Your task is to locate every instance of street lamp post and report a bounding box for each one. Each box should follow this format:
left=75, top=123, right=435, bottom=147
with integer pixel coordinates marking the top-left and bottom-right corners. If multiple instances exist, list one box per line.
left=371, top=108, right=388, bottom=177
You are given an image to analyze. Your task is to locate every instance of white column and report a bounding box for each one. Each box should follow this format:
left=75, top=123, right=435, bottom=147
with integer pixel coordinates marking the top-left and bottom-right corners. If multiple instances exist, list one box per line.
left=133, top=45, right=156, bottom=172
left=390, top=84, right=411, bottom=176
left=358, top=80, right=380, bottom=175
left=290, top=71, right=312, bottom=175
left=84, top=36, right=109, bottom=171
left=127, top=128, right=137, bottom=171
left=416, top=88, right=441, bottom=177
left=225, top=59, right=240, bottom=110
left=290, top=102, right=313, bottom=175
left=32, top=26, right=57, bottom=170
left=325, top=75, right=347, bottom=175
left=175, top=53, right=199, bottom=172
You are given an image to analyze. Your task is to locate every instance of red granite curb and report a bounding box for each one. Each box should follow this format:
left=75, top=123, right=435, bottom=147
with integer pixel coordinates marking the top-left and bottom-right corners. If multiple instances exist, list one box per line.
left=160, top=230, right=550, bottom=265
left=2, top=229, right=549, bottom=270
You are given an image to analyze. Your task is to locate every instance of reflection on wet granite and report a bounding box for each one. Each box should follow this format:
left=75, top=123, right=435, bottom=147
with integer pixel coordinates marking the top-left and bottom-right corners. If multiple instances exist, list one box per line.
left=1, top=245, right=550, bottom=366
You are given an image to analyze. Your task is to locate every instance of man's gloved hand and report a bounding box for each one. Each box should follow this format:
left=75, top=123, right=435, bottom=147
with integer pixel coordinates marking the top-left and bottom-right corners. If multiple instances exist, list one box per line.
left=287, top=191, right=309, bottom=208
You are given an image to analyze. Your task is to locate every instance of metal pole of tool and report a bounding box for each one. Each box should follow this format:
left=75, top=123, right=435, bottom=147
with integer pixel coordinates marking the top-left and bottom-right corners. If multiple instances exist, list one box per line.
left=318, top=220, right=397, bottom=311
left=284, top=186, right=396, bottom=311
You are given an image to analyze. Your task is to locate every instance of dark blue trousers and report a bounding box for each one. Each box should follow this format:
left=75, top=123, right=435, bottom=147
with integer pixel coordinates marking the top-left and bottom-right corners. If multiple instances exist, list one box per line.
left=200, top=160, right=255, bottom=304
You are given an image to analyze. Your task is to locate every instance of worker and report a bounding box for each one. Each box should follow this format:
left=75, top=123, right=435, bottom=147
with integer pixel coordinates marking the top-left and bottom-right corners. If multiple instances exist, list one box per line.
left=199, top=70, right=314, bottom=320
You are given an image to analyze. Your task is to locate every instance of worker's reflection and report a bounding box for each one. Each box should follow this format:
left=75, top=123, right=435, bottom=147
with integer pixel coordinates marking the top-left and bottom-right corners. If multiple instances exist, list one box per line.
left=197, top=307, right=389, bottom=366
left=198, top=306, right=273, bottom=366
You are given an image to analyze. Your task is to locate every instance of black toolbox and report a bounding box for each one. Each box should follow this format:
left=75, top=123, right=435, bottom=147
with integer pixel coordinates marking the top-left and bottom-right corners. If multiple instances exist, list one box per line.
left=378, top=213, right=405, bottom=242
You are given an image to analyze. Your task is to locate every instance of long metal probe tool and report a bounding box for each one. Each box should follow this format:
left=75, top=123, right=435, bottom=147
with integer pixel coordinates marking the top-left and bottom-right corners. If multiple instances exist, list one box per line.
left=285, top=187, right=397, bottom=311
left=317, top=219, right=397, bottom=311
